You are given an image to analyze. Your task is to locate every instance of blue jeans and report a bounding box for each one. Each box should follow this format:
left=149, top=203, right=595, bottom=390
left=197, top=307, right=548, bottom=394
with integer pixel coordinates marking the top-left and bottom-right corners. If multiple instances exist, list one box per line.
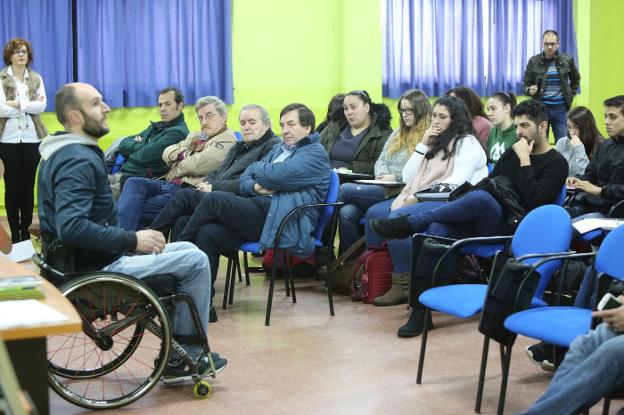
left=104, top=241, right=211, bottom=358
left=364, top=198, right=395, bottom=248
left=519, top=323, right=624, bottom=415
left=338, top=183, right=387, bottom=254
left=117, top=177, right=182, bottom=231
left=546, top=106, right=568, bottom=143
left=386, top=190, right=506, bottom=272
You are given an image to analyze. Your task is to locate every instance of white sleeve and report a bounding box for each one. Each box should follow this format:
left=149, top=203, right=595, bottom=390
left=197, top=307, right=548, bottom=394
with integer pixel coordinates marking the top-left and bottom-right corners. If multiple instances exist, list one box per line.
left=401, top=143, right=428, bottom=184
left=444, top=135, right=488, bottom=185
left=20, top=77, right=47, bottom=114
left=0, top=83, right=21, bottom=117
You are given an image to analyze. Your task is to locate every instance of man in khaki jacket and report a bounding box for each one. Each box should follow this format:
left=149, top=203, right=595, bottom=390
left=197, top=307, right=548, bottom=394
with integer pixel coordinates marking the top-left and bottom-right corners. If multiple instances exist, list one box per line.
left=116, top=96, right=236, bottom=230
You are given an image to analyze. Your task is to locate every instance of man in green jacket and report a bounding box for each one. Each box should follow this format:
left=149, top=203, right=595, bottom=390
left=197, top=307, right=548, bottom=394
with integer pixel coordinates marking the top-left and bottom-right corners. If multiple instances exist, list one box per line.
left=109, top=87, right=189, bottom=198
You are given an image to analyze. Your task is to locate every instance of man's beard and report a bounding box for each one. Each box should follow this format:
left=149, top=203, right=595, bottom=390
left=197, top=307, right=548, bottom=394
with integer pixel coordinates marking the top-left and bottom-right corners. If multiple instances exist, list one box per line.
left=80, top=109, right=110, bottom=138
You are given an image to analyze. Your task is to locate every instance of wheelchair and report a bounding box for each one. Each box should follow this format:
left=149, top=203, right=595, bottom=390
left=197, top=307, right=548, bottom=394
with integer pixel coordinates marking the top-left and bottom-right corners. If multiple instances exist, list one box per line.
left=34, top=237, right=217, bottom=410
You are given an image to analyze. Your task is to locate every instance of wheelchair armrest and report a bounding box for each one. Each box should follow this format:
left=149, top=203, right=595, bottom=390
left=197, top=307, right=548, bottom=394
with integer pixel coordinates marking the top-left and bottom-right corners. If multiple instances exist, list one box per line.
left=32, top=253, right=67, bottom=283
left=607, top=200, right=624, bottom=218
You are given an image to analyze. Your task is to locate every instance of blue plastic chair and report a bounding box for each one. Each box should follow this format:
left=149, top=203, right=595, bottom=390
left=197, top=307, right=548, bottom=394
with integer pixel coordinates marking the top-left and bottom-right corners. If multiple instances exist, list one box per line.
left=416, top=205, right=572, bottom=391
left=110, top=153, right=126, bottom=174
left=222, top=170, right=342, bottom=325
left=233, top=131, right=243, bottom=141
left=495, top=224, right=624, bottom=414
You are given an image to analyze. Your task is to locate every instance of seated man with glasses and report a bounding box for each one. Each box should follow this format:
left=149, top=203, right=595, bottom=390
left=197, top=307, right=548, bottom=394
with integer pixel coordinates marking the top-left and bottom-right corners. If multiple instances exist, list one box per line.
left=109, top=87, right=189, bottom=198
left=523, top=29, right=580, bottom=142
left=116, top=96, right=236, bottom=231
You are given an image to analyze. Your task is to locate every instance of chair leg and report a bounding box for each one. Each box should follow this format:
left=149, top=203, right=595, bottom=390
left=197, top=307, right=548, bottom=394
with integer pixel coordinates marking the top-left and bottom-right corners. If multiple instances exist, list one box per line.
left=223, top=257, right=233, bottom=310
left=228, top=254, right=237, bottom=306
left=265, top=252, right=279, bottom=326
left=602, top=394, right=611, bottom=415
left=474, top=336, right=490, bottom=414
left=326, top=268, right=334, bottom=316
left=416, top=308, right=432, bottom=384
left=497, top=344, right=512, bottom=415
left=243, top=252, right=251, bottom=285
left=286, top=254, right=296, bottom=303
left=282, top=252, right=291, bottom=297
left=236, top=252, right=243, bottom=283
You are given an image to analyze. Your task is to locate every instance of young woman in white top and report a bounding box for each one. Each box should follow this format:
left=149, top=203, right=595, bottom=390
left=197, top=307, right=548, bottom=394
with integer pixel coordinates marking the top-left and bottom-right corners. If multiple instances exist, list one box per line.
left=0, top=38, right=47, bottom=242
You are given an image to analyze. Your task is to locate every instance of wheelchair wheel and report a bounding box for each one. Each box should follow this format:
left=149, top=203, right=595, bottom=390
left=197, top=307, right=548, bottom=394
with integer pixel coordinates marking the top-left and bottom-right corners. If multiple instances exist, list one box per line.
left=47, top=273, right=172, bottom=410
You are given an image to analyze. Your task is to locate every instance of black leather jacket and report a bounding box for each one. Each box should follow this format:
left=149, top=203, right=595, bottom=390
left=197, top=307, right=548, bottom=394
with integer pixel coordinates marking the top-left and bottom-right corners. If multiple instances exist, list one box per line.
left=522, top=51, right=580, bottom=109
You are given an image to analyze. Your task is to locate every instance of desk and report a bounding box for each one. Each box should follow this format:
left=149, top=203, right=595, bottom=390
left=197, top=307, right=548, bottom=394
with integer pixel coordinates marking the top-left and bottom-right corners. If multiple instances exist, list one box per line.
left=0, top=256, right=81, bottom=415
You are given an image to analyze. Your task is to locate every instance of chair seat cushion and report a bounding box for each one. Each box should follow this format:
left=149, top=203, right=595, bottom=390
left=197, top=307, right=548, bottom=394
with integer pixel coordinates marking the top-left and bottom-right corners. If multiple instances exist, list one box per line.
left=419, top=284, right=488, bottom=318
left=504, top=306, right=592, bottom=347
left=240, top=242, right=262, bottom=254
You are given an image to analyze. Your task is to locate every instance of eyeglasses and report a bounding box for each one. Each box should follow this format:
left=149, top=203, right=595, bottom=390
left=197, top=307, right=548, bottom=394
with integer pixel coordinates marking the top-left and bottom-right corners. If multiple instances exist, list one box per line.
left=197, top=113, right=218, bottom=122
left=12, top=49, right=28, bottom=56
left=543, top=42, right=558, bottom=48
left=399, top=108, right=414, bottom=115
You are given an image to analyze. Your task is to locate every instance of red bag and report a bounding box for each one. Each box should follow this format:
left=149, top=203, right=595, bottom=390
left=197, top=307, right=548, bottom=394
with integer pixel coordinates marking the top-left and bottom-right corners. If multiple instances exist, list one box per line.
left=262, top=249, right=318, bottom=278
left=351, top=243, right=393, bottom=303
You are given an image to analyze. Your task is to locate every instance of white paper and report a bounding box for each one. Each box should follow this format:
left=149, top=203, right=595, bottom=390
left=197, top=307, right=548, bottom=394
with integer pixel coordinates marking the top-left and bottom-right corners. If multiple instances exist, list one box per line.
left=0, top=299, right=70, bottom=330
left=0, top=240, right=35, bottom=263
left=354, top=179, right=403, bottom=186
left=572, top=218, right=623, bottom=234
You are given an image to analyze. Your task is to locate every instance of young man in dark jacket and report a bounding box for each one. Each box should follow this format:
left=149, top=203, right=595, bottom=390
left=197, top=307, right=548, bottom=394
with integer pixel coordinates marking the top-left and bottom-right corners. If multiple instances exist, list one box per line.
left=523, top=29, right=581, bottom=141
left=37, top=82, right=226, bottom=384
left=109, top=87, right=189, bottom=198
left=567, top=95, right=624, bottom=218
left=149, top=104, right=281, bottom=239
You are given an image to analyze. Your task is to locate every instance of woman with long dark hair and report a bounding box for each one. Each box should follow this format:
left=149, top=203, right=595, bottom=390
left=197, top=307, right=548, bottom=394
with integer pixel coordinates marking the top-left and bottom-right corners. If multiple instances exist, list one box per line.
left=369, top=95, right=488, bottom=307
left=556, top=106, right=603, bottom=176
left=0, top=38, right=47, bottom=243
left=447, top=86, right=492, bottom=149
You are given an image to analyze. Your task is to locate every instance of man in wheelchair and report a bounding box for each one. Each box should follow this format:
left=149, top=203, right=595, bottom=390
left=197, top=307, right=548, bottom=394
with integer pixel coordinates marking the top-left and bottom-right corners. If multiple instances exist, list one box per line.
left=37, top=82, right=227, bottom=385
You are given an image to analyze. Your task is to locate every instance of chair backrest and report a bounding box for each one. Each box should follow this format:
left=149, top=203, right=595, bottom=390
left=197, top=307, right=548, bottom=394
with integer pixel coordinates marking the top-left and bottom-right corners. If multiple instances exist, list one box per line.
left=595, top=224, right=624, bottom=280
left=511, top=204, right=572, bottom=298
left=312, top=170, right=340, bottom=242
left=234, top=131, right=243, bottom=141
left=553, top=184, right=567, bottom=206
left=487, top=163, right=494, bottom=174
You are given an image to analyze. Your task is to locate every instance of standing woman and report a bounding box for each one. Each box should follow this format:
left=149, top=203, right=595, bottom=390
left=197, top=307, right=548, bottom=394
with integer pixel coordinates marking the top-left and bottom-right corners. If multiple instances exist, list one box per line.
left=556, top=106, right=603, bottom=176
left=0, top=38, right=47, bottom=243
left=486, top=91, right=518, bottom=164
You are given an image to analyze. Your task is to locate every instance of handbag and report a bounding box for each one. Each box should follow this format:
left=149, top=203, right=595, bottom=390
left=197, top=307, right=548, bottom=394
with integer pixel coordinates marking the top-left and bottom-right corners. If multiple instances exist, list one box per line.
left=321, top=237, right=366, bottom=295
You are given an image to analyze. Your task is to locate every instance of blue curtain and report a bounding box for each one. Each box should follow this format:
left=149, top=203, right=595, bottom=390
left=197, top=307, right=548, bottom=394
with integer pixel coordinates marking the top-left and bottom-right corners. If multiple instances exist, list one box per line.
left=76, top=0, right=233, bottom=108
left=0, top=0, right=73, bottom=111
left=383, top=0, right=578, bottom=98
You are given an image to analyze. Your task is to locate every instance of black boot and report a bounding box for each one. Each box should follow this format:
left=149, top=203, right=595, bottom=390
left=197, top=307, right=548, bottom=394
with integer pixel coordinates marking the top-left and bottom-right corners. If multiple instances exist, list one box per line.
left=370, top=216, right=414, bottom=240
left=397, top=309, right=433, bottom=338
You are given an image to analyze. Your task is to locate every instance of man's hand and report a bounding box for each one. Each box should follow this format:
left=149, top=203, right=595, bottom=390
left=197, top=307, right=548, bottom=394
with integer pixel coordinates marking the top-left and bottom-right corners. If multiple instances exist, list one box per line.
left=196, top=182, right=212, bottom=193
left=512, top=138, right=534, bottom=166
left=5, top=100, right=19, bottom=109
left=253, top=183, right=274, bottom=195
left=574, top=180, right=602, bottom=196
left=592, top=296, right=624, bottom=332
left=135, top=230, right=166, bottom=254
left=133, top=135, right=144, bottom=143
left=528, top=85, right=539, bottom=96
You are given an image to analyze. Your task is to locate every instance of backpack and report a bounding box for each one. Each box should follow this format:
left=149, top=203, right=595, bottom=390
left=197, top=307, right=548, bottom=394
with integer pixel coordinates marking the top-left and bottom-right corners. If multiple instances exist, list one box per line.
left=351, top=243, right=393, bottom=303
left=321, top=237, right=366, bottom=295
left=262, top=249, right=318, bottom=279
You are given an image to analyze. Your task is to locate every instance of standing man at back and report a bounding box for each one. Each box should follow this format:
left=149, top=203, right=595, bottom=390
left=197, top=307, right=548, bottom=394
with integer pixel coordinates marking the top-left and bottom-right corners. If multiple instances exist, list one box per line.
left=523, top=29, right=580, bottom=141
